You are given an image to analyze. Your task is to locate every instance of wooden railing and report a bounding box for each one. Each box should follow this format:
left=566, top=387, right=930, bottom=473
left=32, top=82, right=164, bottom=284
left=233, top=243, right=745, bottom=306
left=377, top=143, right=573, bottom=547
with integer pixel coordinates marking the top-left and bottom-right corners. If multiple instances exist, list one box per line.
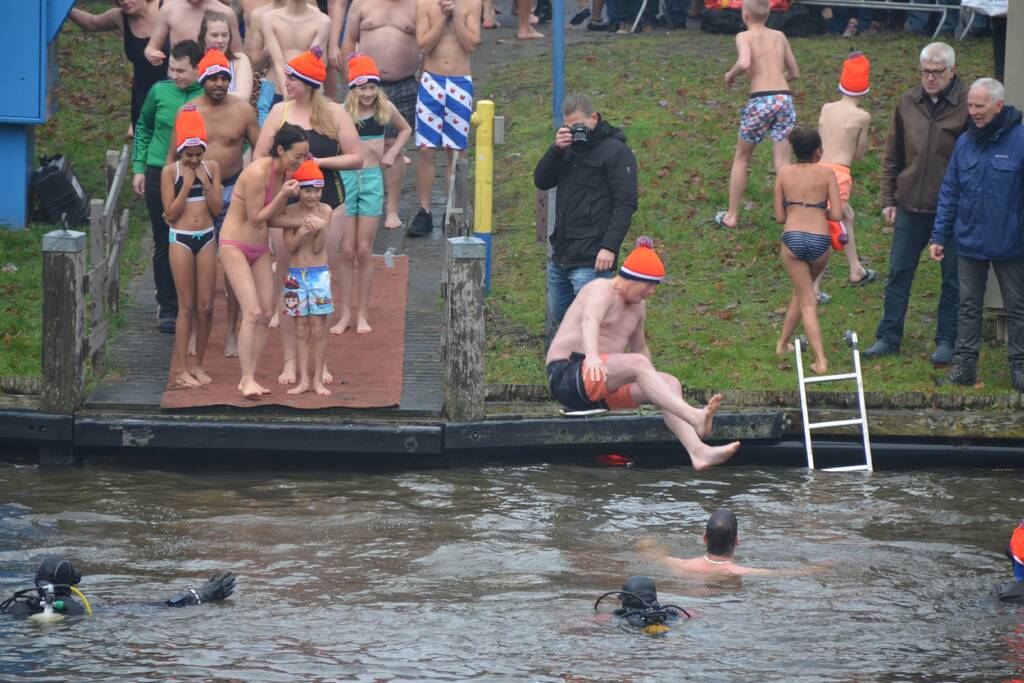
left=41, top=146, right=132, bottom=413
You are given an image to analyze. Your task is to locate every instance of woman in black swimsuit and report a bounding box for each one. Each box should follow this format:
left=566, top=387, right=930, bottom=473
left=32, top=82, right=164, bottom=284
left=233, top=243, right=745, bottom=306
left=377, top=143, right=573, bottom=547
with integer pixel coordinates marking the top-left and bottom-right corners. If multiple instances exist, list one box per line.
left=68, top=0, right=168, bottom=133
left=253, top=47, right=362, bottom=386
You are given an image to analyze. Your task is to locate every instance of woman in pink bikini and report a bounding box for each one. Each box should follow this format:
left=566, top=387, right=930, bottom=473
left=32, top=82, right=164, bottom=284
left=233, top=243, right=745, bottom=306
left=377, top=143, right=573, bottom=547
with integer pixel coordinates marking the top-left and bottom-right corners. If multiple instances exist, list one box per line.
left=219, top=123, right=310, bottom=398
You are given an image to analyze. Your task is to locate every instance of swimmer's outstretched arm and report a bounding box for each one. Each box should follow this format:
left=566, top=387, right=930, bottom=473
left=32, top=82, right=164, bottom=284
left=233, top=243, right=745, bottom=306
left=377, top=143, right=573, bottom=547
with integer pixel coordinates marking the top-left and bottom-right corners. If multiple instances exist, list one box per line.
left=164, top=571, right=236, bottom=607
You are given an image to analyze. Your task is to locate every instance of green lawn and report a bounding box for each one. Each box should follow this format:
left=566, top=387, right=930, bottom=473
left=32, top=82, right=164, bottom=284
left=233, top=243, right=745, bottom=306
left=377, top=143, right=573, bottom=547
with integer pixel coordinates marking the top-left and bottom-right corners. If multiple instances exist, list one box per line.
left=0, top=2, right=148, bottom=378
left=482, top=31, right=1009, bottom=395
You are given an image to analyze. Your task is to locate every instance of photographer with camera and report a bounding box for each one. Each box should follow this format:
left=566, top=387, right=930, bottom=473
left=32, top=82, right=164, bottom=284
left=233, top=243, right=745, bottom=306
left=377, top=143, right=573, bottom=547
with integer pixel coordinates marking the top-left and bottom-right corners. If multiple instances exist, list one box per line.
left=534, top=95, right=638, bottom=330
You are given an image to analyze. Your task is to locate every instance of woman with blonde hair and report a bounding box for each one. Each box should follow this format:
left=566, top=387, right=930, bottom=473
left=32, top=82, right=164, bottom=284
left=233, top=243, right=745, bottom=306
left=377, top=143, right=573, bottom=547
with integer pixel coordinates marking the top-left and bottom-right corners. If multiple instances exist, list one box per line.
left=254, top=46, right=362, bottom=385
left=337, top=54, right=411, bottom=335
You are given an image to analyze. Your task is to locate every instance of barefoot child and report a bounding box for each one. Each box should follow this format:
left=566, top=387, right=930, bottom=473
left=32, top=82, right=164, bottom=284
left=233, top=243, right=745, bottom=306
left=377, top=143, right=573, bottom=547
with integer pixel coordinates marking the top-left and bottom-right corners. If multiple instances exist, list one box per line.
left=282, top=158, right=334, bottom=396
left=816, top=52, right=876, bottom=294
left=774, top=127, right=843, bottom=375
left=335, top=54, right=412, bottom=335
left=717, top=0, right=800, bottom=229
left=161, top=105, right=222, bottom=388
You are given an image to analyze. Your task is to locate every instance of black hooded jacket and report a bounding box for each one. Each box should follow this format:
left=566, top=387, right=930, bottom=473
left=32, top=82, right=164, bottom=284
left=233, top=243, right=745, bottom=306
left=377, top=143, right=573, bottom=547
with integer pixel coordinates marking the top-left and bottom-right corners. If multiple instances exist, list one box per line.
left=534, top=118, right=639, bottom=268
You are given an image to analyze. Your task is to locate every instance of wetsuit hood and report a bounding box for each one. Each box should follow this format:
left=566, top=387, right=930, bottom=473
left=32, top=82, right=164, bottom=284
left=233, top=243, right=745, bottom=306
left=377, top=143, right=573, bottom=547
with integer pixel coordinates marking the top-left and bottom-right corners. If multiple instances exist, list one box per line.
left=35, top=557, right=81, bottom=596
left=619, top=575, right=659, bottom=609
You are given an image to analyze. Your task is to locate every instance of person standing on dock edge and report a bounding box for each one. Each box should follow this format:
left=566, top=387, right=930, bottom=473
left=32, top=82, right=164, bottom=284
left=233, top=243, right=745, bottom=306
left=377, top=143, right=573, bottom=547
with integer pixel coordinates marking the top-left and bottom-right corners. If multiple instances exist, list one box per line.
left=863, top=42, right=967, bottom=365
left=533, top=94, right=638, bottom=331
left=410, top=0, right=482, bottom=237
left=545, top=238, right=739, bottom=470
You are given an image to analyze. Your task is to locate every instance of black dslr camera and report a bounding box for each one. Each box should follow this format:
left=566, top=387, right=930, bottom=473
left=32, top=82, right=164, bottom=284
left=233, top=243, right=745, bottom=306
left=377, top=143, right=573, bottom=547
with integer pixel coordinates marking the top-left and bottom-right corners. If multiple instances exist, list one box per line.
left=569, top=123, right=590, bottom=147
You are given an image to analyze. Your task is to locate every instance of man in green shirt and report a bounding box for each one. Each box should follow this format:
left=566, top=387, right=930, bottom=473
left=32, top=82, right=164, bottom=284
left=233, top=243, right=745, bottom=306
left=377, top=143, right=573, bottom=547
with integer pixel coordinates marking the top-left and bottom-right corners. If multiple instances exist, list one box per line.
left=132, top=40, right=204, bottom=333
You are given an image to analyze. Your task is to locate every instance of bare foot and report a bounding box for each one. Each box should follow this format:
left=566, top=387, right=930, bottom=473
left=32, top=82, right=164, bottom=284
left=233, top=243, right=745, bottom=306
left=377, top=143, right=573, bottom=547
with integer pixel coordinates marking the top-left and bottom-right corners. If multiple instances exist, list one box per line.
left=690, top=441, right=741, bottom=471
left=517, top=27, right=544, bottom=39
left=175, top=371, right=202, bottom=388
left=313, top=381, right=332, bottom=396
left=811, top=360, right=828, bottom=374
left=322, top=366, right=333, bottom=385
left=240, top=379, right=266, bottom=399
left=330, top=313, right=351, bottom=335
left=776, top=342, right=798, bottom=356
left=269, top=311, right=280, bottom=329
left=356, top=316, right=372, bottom=335
left=278, top=358, right=297, bottom=385
left=192, top=366, right=213, bottom=385
left=286, top=380, right=309, bottom=395
left=696, top=393, right=722, bottom=439
left=188, top=332, right=196, bottom=356
left=384, top=210, right=402, bottom=230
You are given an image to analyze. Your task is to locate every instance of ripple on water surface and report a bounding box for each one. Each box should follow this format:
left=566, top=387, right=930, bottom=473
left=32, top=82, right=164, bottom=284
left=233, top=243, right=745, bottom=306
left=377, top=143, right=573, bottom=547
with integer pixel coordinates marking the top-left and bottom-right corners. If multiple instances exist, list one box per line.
left=1, top=463, right=1023, bottom=681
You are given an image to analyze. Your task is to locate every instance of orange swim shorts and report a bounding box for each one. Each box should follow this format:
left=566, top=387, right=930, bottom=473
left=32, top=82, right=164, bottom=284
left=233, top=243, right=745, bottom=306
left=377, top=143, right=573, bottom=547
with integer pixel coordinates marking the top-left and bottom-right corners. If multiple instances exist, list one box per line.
left=819, top=161, right=853, bottom=204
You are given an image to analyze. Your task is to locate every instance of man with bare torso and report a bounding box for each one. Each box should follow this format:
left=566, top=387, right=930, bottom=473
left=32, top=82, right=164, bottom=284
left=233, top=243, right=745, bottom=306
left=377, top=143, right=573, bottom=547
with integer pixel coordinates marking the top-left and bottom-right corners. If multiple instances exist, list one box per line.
left=409, top=0, right=481, bottom=237
left=545, top=239, right=739, bottom=470
left=263, top=0, right=330, bottom=99
left=637, top=509, right=831, bottom=576
left=817, top=52, right=875, bottom=292
left=341, top=0, right=419, bottom=230
left=178, top=49, right=261, bottom=356
left=145, top=0, right=242, bottom=66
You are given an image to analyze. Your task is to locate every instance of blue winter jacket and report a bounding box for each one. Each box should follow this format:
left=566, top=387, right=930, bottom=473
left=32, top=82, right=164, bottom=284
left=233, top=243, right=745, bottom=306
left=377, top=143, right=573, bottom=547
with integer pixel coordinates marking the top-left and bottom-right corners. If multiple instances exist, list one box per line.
left=931, top=106, right=1024, bottom=261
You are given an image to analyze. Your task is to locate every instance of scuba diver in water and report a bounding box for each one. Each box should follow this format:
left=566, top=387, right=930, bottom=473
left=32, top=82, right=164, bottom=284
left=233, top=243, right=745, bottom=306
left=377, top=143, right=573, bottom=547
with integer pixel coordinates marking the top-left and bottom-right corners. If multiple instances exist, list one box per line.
left=0, top=557, right=236, bottom=621
left=997, top=520, right=1024, bottom=602
left=594, top=575, right=690, bottom=636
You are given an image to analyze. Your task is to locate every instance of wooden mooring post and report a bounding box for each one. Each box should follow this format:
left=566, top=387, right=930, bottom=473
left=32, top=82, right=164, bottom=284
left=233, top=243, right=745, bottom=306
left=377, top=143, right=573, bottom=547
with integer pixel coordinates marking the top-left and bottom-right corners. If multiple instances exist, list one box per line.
left=41, top=229, right=86, bottom=414
left=444, top=236, right=486, bottom=421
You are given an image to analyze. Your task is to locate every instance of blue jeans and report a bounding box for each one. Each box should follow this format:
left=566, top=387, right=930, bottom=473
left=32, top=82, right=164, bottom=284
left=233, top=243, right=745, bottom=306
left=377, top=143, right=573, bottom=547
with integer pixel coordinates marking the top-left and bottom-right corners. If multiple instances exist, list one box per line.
left=874, top=209, right=959, bottom=348
left=547, top=261, right=612, bottom=330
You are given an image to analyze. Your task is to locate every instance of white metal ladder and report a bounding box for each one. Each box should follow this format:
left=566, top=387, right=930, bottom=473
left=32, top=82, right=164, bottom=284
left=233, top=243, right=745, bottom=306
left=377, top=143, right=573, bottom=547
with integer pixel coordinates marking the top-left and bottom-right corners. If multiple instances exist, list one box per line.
left=795, top=331, right=873, bottom=472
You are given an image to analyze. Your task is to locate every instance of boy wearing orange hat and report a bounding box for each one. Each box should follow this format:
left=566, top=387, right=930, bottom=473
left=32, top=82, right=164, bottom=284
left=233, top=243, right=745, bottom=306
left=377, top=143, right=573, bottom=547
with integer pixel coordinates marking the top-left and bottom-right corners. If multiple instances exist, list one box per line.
left=816, top=52, right=876, bottom=293
left=546, top=238, right=740, bottom=471
left=281, top=157, right=334, bottom=397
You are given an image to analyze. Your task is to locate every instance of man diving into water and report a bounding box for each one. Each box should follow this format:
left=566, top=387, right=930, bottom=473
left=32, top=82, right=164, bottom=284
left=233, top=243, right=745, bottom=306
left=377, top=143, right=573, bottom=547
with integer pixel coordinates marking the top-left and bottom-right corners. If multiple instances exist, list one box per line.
left=545, top=237, right=740, bottom=470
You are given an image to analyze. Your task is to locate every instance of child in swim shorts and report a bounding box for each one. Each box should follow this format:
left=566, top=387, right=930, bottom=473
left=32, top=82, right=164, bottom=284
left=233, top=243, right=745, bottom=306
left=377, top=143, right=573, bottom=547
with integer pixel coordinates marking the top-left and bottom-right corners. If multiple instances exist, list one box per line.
left=335, top=54, right=412, bottom=336
left=281, top=158, right=335, bottom=397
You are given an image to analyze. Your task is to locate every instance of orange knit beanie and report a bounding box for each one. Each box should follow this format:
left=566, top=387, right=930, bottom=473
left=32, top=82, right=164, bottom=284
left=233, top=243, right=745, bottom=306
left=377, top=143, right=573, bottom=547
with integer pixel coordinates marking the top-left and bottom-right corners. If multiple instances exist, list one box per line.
left=175, top=104, right=207, bottom=153
left=198, top=48, right=232, bottom=84
left=294, top=157, right=324, bottom=188
left=286, top=46, right=327, bottom=89
left=839, top=52, right=870, bottom=97
left=619, top=237, right=665, bottom=283
left=347, top=53, right=381, bottom=89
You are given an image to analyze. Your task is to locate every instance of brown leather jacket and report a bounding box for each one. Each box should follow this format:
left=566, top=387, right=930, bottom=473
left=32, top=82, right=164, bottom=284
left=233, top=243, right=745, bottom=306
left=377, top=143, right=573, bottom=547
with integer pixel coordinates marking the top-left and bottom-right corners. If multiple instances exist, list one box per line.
left=880, top=76, right=968, bottom=214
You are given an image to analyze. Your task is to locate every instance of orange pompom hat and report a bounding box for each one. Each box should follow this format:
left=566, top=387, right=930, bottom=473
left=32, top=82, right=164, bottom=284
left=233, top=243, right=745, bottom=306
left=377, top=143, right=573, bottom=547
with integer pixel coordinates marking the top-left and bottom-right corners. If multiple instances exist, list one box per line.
left=198, top=48, right=232, bottom=83
left=293, top=157, right=324, bottom=188
left=175, top=104, right=207, bottom=153
left=839, top=52, right=870, bottom=97
left=347, top=53, right=381, bottom=89
left=1011, top=524, right=1024, bottom=566
left=619, top=237, right=665, bottom=283
left=286, top=46, right=327, bottom=89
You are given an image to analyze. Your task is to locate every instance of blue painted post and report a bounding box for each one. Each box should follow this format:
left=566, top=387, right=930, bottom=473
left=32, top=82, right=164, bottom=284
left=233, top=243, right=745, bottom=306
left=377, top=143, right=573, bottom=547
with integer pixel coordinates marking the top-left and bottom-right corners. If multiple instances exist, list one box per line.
left=0, top=0, right=75, bottom=229
left=552, top=0, right=566, bottom=128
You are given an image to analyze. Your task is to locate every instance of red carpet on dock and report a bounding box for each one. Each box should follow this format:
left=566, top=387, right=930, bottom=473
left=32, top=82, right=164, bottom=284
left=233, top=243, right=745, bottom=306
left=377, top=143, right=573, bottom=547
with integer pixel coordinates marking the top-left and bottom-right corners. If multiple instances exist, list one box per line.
left=160, top=255, right=408, bottom=410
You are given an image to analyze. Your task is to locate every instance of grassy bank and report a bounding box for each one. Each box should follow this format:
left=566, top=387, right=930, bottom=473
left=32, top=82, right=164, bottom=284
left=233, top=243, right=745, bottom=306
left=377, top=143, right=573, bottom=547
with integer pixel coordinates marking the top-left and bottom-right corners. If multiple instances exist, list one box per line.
left=0, top=2, right=148, bottom=379
left=481, top=31, right=1006, bottom=395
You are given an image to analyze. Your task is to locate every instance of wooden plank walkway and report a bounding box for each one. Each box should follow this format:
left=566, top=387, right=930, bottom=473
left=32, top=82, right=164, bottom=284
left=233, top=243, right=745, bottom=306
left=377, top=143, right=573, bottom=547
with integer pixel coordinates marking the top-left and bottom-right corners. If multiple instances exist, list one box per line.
left=86, top=156, right=449, bottom=418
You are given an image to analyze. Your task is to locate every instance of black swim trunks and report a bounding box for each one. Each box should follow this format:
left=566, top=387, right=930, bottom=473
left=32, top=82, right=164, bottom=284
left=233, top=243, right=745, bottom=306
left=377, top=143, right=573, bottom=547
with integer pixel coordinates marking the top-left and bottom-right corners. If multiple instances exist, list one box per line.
left=547, top=352, right=603, bottom=411
left=381, top=76, right=417, bottom=140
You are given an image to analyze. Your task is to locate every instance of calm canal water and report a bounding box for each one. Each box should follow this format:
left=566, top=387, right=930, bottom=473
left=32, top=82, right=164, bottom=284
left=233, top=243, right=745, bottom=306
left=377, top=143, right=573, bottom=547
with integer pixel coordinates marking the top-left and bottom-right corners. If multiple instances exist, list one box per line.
left=1, top=460, right=1023, bottom=681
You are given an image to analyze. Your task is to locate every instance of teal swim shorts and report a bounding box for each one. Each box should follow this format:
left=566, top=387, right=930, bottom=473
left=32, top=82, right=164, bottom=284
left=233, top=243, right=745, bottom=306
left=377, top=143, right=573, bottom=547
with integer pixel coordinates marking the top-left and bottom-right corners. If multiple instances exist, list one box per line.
left=340, top=166, right=384, bottom=217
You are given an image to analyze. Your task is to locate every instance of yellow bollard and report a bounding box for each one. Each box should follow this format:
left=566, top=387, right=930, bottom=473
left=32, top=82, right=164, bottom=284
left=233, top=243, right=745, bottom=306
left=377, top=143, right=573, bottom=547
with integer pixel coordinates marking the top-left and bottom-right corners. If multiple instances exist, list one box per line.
left=470, top=100, right=494, bottom=290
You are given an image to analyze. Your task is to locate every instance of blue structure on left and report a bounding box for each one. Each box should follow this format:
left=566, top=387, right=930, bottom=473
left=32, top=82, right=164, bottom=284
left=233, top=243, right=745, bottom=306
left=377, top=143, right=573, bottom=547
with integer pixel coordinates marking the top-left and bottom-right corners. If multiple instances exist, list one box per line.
left=0, top=0, right=76, bottom=230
